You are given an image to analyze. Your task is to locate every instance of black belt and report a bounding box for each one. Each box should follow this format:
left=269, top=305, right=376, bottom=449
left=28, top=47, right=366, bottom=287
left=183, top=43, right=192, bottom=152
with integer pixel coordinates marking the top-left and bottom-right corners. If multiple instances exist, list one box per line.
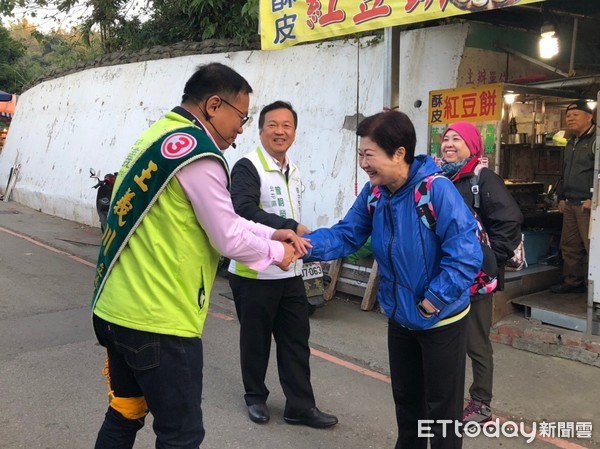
left=565, top=198, right=587, bottom=205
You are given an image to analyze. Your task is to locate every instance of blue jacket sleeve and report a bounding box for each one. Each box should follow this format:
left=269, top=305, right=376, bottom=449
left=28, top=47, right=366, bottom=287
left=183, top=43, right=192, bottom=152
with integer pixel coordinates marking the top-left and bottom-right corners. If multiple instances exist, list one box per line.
left=305, top=182, right=373, bottom=262
left=423, top=177, right=483, bottom=311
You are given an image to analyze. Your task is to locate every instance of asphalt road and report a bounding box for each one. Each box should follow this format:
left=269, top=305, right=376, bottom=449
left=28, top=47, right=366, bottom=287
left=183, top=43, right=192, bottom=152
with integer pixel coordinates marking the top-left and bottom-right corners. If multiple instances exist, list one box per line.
left=0, top=201, right=598, bottom=449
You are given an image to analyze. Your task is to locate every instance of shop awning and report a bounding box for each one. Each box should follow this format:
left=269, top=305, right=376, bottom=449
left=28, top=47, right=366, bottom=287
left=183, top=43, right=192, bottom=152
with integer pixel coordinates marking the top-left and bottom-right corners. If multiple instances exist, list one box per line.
left=259, top=0, right=546, bottom=50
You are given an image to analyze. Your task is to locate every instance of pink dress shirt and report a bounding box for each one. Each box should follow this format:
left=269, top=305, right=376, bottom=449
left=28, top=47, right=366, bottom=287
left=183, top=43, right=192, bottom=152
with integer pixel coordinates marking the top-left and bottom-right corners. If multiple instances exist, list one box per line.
left=176, top=158, right=284, bottom=272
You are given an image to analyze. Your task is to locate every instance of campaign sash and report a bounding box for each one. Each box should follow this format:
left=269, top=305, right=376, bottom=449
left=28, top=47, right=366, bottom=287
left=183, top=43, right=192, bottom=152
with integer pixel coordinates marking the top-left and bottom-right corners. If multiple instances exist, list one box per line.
left=92, top=125, right=227, bottom=308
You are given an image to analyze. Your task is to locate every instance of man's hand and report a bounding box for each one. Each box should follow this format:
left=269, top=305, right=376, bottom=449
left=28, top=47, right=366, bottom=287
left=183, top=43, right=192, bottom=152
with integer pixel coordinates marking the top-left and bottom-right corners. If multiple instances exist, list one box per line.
left=296, top=223, right=311, bottom=237
left=582, top=199, right=592, bottom=212
left=275, top=242, right=296, bottom=271
left=558, top=200, right=566, bottom=213
left=272, top=229, right=312, bottom=257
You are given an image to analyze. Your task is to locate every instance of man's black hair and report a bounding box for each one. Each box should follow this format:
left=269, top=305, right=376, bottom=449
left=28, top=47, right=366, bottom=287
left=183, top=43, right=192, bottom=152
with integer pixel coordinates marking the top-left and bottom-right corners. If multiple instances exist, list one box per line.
left=181, top=62, right=253, bottom=104
left=258, top=101, right=298, bottom=129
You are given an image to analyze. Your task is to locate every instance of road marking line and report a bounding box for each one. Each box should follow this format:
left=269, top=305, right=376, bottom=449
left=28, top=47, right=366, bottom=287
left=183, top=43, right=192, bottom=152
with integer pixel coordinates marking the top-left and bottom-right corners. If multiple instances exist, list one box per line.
left=2, top=223, right=587, bottom=449
left=0, top=226, right=96, bottom=267
left=208, top=311, right=234, bottom=321
left=310, top=346, right=391, bottom=384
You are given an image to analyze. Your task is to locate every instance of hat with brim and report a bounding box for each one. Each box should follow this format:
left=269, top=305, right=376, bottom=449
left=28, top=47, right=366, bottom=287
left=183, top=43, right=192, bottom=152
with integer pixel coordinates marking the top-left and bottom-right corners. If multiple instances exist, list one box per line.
left=566, top=100, right=594, bottom=115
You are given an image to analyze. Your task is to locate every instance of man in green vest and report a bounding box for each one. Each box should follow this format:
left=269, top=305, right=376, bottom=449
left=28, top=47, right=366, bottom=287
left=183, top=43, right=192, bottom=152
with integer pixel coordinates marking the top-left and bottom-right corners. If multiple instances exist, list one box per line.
left=91, top=63, right=307, bottom=449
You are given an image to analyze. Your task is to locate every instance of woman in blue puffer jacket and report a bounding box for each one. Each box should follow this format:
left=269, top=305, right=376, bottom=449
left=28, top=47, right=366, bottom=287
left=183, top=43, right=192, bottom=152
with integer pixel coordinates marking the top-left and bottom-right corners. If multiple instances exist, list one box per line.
left=305, top=110, right=482, bottom=449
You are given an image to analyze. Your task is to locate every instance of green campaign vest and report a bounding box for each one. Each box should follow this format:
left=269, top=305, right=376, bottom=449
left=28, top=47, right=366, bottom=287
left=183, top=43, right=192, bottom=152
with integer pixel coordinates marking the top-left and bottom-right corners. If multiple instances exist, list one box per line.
left=92, top=113, right=227, bottom=311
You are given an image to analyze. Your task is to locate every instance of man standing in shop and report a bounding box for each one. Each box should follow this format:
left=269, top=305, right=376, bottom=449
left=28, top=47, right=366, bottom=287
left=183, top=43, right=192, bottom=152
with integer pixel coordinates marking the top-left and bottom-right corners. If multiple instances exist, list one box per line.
left=551, top=100, right=596, bottom=294
left=228, top=101, right=338, bottom=429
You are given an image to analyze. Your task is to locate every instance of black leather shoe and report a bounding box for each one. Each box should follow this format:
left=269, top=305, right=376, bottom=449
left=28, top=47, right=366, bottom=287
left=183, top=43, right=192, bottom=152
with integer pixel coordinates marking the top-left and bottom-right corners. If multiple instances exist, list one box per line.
left=247, top=403, right=270, bottom=424
left=550, top=283, right=586, bottom=294
left=284, top=407, right=338, bottom=428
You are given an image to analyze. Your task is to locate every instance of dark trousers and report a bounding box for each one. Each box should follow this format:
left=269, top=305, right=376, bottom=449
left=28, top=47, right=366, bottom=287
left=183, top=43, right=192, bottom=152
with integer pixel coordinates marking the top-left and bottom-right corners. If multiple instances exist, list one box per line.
left=93, top=315, right=205, bottom=449
left=388, top=317, right=467, bottom=449
left=229, top=274, right=315, bottom=415
left=560, top=202, right=590, bottom=286
left=466, top=295, right=494, bottom=404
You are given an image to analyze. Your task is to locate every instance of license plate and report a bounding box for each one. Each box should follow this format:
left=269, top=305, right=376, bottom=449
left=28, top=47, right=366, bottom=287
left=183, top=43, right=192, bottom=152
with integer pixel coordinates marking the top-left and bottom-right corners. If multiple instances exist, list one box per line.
left=302, top=262, right=323, bottom=280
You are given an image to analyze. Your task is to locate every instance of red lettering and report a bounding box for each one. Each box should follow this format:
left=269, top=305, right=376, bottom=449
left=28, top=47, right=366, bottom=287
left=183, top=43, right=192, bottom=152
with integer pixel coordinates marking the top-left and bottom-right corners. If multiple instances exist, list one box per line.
left=405, top=0, right=449, bottom=13
left=477, top=69, right=487, bottom=85
left=461, top=93, right=477, bottom=118
left=353, top=0, right=391, bottom=24
left=320, top=0, right=345, bottom=26
left=443, top=96, right=459, bottom=120
left=479, top=90, right=498, bottom=117
left=306, top=0, right=322, bottom=29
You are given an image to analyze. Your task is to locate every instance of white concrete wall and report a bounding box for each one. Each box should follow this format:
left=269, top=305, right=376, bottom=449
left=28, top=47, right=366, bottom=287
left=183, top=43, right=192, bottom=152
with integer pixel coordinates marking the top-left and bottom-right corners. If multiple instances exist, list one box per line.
left=397, top=23, right=470, bottom=151
left=0, top=27, right=468, bottom=229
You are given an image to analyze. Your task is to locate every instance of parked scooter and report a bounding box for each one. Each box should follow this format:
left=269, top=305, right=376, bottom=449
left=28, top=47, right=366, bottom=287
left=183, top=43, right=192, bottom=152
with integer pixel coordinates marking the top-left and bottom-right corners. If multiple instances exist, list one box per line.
left=89, top=168, right=117, bottom=231
left=217, top=258, right=327, bottom=316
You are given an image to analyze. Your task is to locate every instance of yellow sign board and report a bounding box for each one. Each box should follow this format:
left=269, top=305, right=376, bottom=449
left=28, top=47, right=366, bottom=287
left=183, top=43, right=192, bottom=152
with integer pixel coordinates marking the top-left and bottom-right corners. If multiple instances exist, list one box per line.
left=428, top=83, right=503, bottom=125
left=260, top=0, right=545, bottom=50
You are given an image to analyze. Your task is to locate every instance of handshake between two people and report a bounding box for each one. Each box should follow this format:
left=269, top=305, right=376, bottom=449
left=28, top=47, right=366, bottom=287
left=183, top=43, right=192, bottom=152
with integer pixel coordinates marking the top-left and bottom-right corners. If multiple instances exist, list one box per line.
left=271, top=223, right=312, bottom=271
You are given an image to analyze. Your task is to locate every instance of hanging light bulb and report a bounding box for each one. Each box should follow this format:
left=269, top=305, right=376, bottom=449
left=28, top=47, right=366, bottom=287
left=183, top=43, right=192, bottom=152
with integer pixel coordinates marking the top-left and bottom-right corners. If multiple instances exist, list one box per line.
left=539, top=22, right=559, bottom=59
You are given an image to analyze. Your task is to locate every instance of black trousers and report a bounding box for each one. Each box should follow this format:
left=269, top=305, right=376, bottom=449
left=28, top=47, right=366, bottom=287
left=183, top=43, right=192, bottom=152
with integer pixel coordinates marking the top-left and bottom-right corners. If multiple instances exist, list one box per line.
left=228, top=274, right=315, bottom=415
left=466, top=294, right=494, bottom=404
left=388, top=317, right=468, bottom=449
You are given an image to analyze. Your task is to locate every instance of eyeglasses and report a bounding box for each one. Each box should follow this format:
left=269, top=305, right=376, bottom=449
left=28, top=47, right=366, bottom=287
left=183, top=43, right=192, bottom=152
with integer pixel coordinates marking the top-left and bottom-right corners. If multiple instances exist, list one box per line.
left=219, top=97, right=250, bottom=126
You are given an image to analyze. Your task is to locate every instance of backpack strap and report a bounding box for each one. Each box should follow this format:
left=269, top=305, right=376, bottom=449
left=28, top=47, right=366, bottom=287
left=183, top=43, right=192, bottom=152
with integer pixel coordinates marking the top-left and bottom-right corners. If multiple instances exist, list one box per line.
left=367, top=184, right=380, bottom=217
left=369, top=175, right=442, bottom=231
left=470, top=164, right=484, bottom=210
left=414, top=174, right=441, bottom=231
left=414, top=171, right=499, bottom=296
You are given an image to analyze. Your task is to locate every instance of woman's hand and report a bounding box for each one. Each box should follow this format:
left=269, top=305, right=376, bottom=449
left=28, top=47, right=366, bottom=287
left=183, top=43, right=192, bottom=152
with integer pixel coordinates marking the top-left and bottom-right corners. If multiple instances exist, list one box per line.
left=417, top=299, right=438, bottom=318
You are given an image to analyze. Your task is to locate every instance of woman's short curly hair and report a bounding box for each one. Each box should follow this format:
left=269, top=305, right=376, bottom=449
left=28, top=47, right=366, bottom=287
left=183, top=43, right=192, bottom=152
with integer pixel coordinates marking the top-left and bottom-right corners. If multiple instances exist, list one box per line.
left=356, top=110, right=416, bottom=164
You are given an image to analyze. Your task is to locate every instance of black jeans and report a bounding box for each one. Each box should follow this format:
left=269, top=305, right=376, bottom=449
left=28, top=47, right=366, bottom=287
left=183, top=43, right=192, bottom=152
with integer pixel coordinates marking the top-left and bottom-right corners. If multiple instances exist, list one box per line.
left=388, top=317, right=468, bottom=449
left=228, top=274, right=315, bottom=415
left=93, top=315, right=205, bottom=449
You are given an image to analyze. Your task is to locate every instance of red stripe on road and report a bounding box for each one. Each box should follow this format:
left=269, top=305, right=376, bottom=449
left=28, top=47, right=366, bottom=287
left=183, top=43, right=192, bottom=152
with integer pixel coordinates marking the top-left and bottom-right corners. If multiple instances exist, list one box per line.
left=310, top=346, right=392, bottom=384
left=214, top=311, right=585, bottom=449
left=0, top=226, right=96, bottom=268
left=208, top=310, right=391, bottom=383
left=0, top=225, right=248, bottom=322
left=208, top=310, right=235, bottom=321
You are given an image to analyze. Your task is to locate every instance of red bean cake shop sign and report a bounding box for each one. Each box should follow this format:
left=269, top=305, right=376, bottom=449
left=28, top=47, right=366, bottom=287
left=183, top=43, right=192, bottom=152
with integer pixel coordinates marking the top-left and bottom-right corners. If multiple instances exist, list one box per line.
left=259, top=0, right=544, bottom=50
